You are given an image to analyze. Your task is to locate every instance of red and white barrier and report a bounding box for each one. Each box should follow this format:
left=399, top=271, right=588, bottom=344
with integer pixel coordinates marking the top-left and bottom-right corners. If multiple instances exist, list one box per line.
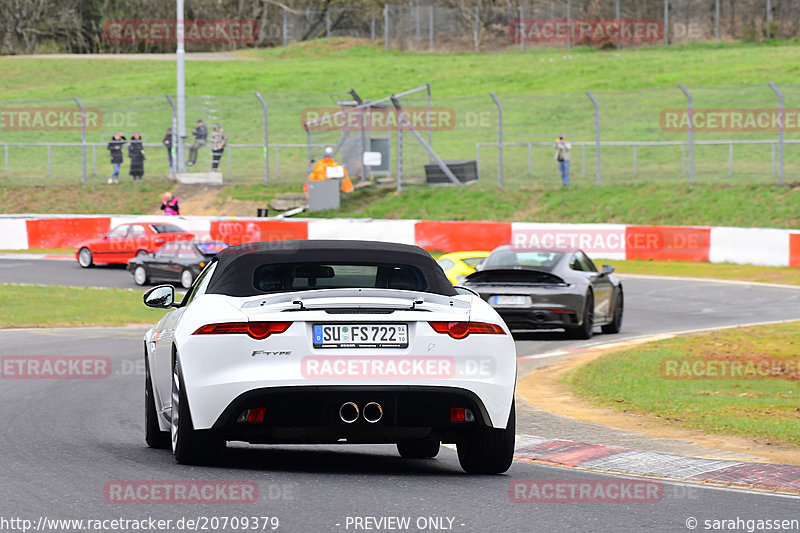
left=1, top=214, right=798, bottom=268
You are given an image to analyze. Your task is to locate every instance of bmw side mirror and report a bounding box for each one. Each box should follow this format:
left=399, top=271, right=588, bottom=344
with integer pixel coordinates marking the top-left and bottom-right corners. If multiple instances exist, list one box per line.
left=143, top=285, right=176, bottom=308
left=601, top=265, right=615, bottom=275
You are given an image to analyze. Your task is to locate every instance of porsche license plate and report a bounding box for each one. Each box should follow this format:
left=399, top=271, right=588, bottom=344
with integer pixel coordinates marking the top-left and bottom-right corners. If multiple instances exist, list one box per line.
left=491, top=295, right=532, bottom=306
left=313, top=324, right=408, bottom=348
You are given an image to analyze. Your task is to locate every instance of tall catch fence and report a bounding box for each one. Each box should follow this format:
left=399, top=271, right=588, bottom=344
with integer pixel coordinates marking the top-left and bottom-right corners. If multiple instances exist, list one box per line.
left=1, top=83, right=797, bottom=188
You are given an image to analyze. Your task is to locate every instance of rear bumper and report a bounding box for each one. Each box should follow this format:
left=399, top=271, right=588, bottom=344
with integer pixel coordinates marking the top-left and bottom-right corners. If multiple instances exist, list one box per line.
left=212, top=385, right=495, bottom=444
left=495, top=308, right=579, bottom=330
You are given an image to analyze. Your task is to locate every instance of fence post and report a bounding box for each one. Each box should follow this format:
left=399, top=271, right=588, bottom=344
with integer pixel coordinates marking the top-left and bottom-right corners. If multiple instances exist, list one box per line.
left=428, top=5, right=434, bottom=52
left=766, top=0, right=772, bottom=39
left=165, top=94, right=177, bottom=176
left=73, top=97, right=87, bottom=184
left=384, top=4, right=389, bottom=50
left=586, top=91, right=601, bottom=185
left=426, top=82, right=433, bottom=160
left=255, top=92, right=270, bottom=184
left=768, top=82, right=784, bottom=185
left=474, top=5, right=480, bottom=52
left=370, top=15, right=376, bottom=41
left=396, top=106, right=403, bottom=191
left=715, top=0, right=720, bottom=39
left=282, top=8, right=288, bottom=46
left=566, top=0, right=572, bottom=50
left=728, top=143, right=733, bottom=177
left=490, top=93, right=503, bottom=188
left=519, top=5, right=525, bottom=52
left=615, top=0, right=621, bottom=50
left=678, top=84, right=694, bottom=184
left=663, top=0, right=669, bottom=45
left=325, top=9, right=331, bottom=36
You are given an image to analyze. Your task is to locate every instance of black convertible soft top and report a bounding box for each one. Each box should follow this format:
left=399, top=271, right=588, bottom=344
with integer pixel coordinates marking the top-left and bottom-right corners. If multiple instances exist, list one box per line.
left=206, top=240, right=457, bottom=297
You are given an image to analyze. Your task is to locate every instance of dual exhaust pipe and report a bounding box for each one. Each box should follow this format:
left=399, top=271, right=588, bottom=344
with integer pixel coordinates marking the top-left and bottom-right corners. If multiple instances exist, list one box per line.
left=339, top=401, right=383, bottom=424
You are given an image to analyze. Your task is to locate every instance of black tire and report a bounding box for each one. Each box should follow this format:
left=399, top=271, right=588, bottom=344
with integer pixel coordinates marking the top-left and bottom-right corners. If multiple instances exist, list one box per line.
left=133, top=265, right=149, bottom=286
left=145, top=353, right=170, bottom=449
left=171, top=359, right=225, bottom=465
left=456, top=401, right=515, bottom=474
left=397, top=438, right=441, bottom=459
left=601, top=289, right=624, bottom=334
left=567, top=292, right=594, bottom=340
left=77, top=247, right=93, bottom=268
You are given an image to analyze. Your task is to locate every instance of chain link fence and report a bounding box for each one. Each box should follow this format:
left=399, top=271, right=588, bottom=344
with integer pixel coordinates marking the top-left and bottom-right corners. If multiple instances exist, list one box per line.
left=1, top=82, right=797, bottom=187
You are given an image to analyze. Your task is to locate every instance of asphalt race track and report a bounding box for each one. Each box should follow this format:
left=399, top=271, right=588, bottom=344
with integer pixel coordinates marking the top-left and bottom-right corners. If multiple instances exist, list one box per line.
left=2, top=259, right=800, bottom=531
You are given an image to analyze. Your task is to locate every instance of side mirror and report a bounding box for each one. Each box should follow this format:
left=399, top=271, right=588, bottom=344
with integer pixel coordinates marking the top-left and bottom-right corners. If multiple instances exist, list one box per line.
left=143, top=285, right=176, bottom=309
left=454, top=286, right=479, bottom=297
left=601, top=265, right=615, bottom=275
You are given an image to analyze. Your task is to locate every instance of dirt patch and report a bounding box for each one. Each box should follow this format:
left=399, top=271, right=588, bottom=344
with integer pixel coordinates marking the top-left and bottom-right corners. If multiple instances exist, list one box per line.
left=162, top=185, right=262, bottom=217
left=517, top=348, right=800, bottom=465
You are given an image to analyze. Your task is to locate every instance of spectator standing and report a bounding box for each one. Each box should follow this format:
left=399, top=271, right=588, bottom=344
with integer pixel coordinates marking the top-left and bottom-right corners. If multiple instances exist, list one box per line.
left=128, top=134, right=145, bottom=181
left=106, top=134, right=126, bottom=184
left=187, top=119, right=208, bottom=166
left=554, top=135, right=571, bottom=186
left=162, top=127, right=174, bottom=172
left=210, top=124, right=228, bottom=171
left=160, top=192, right=180, bottom=216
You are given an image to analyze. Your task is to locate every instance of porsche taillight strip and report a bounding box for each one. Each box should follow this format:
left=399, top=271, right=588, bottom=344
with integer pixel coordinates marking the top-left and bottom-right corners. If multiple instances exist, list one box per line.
left=428, top=321, right=506, bottom=340
left=192, top=322, right=292, bottom=340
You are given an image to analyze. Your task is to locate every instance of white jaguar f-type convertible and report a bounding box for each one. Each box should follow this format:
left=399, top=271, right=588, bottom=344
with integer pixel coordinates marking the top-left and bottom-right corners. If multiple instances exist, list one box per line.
left=142, top=240, right=517, bottom=473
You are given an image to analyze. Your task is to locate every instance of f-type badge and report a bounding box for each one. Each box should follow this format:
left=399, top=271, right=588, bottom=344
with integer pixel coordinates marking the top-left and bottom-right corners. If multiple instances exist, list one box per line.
left=251, top=350, right=292, bottom=357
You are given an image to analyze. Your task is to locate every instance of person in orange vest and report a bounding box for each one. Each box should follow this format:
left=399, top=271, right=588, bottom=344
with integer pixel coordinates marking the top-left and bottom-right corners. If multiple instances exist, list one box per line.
left=306, top=146, right=354, bottom=193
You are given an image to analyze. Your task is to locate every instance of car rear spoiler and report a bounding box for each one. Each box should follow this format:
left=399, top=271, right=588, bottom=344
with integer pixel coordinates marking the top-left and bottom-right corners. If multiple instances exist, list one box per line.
left=465, top=269, right=568, bottom=286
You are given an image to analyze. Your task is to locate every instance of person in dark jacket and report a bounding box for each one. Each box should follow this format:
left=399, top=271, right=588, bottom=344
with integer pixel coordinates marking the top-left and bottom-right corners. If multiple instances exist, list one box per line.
left=128, top=134, right=145, bottom=181
left=187, top=119, right=207, bottom=166
left=163, top=127, right=174, bottom=172
left=107, top=134, right=126, bottom=184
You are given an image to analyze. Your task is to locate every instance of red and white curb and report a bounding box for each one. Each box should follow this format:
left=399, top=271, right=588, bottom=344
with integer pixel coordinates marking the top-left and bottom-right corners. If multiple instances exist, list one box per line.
left=512, top=435, right=800, bottom=493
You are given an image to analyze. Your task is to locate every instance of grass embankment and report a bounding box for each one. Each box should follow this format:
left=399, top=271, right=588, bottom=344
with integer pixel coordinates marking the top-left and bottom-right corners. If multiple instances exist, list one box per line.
left=0, top=284, right=167, bottom=328
left=563, top=323, right=800, bottom=446
left=4, top=181, right=799, bottom=230
left=2, top=40, right=800, bottom=183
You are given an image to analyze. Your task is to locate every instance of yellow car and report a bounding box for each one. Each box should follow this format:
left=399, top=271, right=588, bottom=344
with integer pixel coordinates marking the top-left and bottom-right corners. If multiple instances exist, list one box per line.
left=436, top=251, right=491, bottom=285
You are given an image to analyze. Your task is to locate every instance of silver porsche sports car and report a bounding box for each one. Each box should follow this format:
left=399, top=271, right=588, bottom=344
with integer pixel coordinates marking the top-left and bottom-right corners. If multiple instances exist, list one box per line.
left=461, top=246, right=623, bottom=339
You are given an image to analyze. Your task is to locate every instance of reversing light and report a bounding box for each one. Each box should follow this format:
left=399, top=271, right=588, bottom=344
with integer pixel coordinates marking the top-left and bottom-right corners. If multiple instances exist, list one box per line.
left=193, top=321, right=291, bottom=340
left=237, top=408, right=266, bottom=423
left=428, top=321, right=505, bottom=339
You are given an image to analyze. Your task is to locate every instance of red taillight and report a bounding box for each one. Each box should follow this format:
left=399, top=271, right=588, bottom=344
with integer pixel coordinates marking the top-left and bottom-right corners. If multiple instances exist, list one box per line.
left=428, top=321, right=506, bottom=339
left=192, top=321, right=291, bottom=340
left=246, top=407, right=266, bottom=423
left=450, top=407, right=466, bottom=422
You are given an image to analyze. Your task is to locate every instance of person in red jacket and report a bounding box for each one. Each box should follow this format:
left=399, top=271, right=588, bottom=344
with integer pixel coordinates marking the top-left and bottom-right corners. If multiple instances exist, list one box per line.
left=160, top=192, right=180, bottom=216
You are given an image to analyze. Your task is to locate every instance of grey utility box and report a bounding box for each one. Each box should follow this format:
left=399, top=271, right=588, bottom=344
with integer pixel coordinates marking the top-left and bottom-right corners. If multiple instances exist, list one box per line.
left=308, top=179, right=341, bottom=211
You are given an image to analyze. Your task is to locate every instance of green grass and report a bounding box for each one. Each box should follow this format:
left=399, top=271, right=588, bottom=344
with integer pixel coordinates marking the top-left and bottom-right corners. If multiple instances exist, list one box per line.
left=2, top=39, right=800, bottom=184
left=3, top=181, right=799, bottom=229
left=564, top=322, right=800, bottom=446
left=0, top=284, right=168, bottom=327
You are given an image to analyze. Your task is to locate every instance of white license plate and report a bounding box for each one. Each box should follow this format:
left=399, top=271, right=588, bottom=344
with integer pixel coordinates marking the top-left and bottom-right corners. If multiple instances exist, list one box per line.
left=313, top=324, right=408, bottom=348
left=491, top=295, right=532, bottom=306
